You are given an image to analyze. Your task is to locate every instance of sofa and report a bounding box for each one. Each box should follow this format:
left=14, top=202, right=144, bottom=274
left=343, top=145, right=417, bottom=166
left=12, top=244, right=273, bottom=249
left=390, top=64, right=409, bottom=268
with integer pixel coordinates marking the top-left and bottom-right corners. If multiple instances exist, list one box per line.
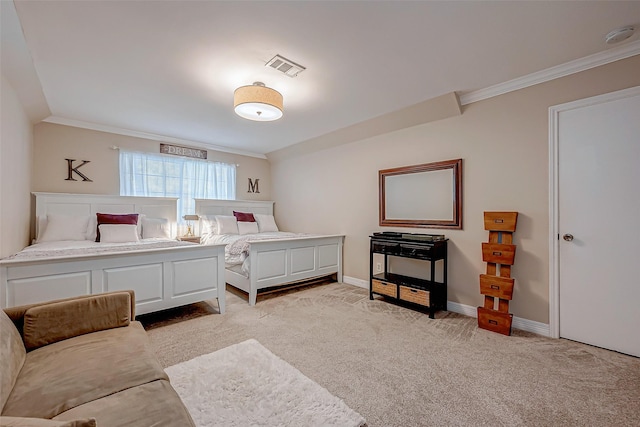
left=0, top=291, right=195, bottom=427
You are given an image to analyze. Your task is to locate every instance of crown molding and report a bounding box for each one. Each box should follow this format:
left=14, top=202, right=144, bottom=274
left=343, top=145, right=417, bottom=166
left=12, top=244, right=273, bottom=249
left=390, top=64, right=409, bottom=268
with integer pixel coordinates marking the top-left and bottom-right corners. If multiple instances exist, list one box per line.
left=459, top=40, right=640, bottom=106
left=42, top=116, right=267, bottom=159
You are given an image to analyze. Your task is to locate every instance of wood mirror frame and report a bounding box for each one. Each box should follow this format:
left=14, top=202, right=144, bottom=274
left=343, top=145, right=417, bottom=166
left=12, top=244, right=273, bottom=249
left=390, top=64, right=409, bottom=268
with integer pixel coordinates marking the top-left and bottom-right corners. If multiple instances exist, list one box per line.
left=379, top=158, right=462, bottom=229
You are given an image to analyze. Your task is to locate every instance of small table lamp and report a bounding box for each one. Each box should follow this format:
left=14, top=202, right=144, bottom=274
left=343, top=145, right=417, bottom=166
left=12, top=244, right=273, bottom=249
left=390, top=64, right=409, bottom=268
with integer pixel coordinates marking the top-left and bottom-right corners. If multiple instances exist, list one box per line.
left=183, top=214, right=199, bottom=237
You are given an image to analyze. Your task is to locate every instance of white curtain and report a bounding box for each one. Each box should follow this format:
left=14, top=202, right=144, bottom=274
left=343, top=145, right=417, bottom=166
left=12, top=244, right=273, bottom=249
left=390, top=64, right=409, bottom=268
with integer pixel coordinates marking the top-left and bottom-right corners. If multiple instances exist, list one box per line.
left=119, top=151, right=236, bottom=228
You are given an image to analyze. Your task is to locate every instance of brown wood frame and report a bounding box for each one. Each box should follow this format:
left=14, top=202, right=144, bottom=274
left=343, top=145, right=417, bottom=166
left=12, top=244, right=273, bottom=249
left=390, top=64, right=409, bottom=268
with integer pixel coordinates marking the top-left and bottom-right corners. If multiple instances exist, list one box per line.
left=379, top=158, right=462, bottom=229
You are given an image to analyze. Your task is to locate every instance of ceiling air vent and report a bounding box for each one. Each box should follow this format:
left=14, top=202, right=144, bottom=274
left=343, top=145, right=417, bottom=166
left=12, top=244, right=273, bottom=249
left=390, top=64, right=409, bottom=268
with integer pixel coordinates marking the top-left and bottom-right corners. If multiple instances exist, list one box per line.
left=265, top=55, right=306, bottom=78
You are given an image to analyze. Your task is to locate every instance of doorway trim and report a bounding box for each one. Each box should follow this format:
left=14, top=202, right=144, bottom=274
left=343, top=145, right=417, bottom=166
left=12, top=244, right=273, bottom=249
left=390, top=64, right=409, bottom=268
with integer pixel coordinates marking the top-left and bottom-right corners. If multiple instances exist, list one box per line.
left=548, top=85, right=640, bottom=339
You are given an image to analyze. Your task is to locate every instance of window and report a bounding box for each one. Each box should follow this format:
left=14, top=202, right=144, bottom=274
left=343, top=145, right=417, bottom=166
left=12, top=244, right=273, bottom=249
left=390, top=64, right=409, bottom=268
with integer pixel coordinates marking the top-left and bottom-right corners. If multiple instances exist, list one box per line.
left=119, top=150, right=236, bottom=229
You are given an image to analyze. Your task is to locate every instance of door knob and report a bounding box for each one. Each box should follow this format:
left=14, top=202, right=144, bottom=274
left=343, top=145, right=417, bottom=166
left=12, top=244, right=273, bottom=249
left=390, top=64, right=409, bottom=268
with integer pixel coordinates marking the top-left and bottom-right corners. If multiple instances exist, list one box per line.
left=563, top=234, right=574, bottom=242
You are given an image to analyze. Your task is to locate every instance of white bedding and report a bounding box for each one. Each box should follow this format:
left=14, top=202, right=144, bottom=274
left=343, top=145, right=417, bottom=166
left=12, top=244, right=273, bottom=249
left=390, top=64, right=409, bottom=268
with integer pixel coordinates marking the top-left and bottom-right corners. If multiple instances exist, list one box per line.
left=201, top=231, right=313, bottom=277
left=3, top=238, right=195, bottom=262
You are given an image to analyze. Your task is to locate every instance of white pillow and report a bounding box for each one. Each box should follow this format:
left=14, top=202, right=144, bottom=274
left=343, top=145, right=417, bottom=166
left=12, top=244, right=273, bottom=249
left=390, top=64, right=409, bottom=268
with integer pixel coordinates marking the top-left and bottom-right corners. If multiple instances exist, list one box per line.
left=38, top=214, right=90, bottom=242
left=85, top=215, right=97, bottom=241
left=216, top=215, right=239, bottom=235
left=91, top=213, right=142, bottom=241
left=200, top=215, right=218, bottom=235
left=137, top=214, right=145, bottom=239
left=254, top=214, right=279, bottom=232
left=35, top=215, right=48, bottom=242
left=238, top=221, right=259, bottom=235
left=98, top=224, right=140, bottom=243
left=142, top=217, right=171, bottom=239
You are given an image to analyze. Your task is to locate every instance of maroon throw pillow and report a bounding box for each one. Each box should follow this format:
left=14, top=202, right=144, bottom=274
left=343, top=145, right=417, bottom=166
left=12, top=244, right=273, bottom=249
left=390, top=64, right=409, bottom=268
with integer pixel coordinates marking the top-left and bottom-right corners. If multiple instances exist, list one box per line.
left=233, top=211, right=256, bottom=222
left=96, top=213, right=139, bottom=242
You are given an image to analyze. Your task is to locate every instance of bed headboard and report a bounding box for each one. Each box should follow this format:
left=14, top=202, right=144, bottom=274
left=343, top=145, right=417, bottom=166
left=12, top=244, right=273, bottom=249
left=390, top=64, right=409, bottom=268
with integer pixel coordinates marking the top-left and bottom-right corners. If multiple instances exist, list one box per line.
left=33, top=192, right=178, bottom=238
left=194, top=199, right=274, bottom=217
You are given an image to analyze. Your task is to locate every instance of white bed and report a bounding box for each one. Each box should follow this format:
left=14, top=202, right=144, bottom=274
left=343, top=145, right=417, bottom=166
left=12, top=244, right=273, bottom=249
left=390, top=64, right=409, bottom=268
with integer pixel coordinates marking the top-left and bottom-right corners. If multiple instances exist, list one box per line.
left=195, top=199, right=344, bottom=306
left=0, top=193, right=226, bottom=316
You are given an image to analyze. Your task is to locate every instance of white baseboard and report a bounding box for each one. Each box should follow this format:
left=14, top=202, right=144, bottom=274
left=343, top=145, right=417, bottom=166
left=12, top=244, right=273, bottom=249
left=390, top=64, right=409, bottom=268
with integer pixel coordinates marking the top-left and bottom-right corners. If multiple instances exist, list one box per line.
left=343, top=275, right=368, bottom=289
left=512, top=316, right=550, bottom=337
left=446, top=301, right=477, bottom=317
left=343, top=276, right=550, bottom=336
left=447, top=301, right=550, bottom=337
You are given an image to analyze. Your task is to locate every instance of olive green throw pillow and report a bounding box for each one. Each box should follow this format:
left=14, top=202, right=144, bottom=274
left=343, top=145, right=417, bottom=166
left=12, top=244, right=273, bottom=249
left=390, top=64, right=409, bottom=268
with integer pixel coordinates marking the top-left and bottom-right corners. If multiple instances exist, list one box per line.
left=0, top=416, right=96, bottom=427
left=22, top=293, right=131, bottom=350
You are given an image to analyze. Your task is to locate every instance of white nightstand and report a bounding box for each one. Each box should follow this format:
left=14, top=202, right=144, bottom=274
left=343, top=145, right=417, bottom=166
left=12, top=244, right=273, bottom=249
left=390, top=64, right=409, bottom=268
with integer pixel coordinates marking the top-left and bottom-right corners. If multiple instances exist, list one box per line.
left=177, top=236, right=201, bottom=243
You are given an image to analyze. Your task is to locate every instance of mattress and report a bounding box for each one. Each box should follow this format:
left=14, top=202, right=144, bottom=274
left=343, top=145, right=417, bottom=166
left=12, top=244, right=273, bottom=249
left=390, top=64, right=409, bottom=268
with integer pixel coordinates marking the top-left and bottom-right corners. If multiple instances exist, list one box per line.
left=2, top=238, right=195, bottom=262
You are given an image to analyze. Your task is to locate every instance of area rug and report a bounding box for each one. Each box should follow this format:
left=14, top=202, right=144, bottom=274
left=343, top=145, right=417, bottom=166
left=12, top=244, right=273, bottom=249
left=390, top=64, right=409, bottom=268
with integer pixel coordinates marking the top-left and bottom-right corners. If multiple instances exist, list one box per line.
left=165, top=339, right=366, bottom=427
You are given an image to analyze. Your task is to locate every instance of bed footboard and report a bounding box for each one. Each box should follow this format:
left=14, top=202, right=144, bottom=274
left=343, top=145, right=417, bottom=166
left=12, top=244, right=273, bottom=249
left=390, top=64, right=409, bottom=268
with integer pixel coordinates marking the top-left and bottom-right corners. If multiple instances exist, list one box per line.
left=227, top=235, right=344, bottom=305
left=0, top=244, right=226, bottom=316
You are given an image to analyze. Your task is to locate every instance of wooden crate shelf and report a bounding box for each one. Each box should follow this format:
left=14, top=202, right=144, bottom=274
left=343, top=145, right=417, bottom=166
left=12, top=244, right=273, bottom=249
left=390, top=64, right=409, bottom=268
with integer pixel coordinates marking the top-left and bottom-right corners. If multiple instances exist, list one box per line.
left=478, top=211, right=518, bottom=336
left=479, top=274, right=515, bottom=300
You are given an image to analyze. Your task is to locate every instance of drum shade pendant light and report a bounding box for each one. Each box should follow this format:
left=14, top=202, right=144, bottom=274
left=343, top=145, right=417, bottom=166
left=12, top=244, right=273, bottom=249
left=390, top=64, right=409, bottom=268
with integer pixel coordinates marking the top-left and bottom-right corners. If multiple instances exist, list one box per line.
left=234, top=82, right=283, bottom=121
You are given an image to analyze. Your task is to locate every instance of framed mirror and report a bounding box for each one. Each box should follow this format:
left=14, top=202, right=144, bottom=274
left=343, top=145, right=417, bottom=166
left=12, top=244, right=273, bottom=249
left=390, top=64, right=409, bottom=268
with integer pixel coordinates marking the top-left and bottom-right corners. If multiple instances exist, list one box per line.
left=379, top=158, right=462, bottom=229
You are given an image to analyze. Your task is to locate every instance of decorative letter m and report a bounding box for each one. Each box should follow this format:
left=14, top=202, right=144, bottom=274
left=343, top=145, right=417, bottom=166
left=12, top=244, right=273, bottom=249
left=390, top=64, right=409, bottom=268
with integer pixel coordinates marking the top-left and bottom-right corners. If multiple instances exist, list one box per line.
left=248, top=178, right=260, bottom=193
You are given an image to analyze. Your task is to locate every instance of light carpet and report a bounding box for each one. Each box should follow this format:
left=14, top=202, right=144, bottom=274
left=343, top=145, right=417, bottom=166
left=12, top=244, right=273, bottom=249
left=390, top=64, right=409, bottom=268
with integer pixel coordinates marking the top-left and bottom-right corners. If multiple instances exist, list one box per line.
left=165, top=338, right=366, bottom=427
left=143, top=282, right=640, bottom=426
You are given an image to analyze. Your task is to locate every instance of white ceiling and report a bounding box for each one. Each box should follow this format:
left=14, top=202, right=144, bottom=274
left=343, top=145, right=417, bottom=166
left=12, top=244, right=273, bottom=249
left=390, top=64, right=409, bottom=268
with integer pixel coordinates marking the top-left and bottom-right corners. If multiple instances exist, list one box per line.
left=6, top=1, right=640, bottom=157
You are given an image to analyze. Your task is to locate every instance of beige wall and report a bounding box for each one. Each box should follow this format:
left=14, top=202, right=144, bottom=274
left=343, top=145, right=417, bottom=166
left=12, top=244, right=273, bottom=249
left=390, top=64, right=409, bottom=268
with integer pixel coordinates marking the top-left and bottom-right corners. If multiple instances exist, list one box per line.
left=1, top=74, right=33, bottom=257
left=33, top=122, right=272, bottom=200
left=269, top=55, right=640, bottom=324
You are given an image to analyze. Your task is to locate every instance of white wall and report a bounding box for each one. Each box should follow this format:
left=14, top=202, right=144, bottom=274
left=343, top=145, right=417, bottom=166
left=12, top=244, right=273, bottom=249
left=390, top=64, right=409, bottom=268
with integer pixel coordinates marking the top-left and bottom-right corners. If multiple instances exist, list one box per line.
left=268, top=55, right=640, bottom=324
left=0, top=74, right=33, bottom=257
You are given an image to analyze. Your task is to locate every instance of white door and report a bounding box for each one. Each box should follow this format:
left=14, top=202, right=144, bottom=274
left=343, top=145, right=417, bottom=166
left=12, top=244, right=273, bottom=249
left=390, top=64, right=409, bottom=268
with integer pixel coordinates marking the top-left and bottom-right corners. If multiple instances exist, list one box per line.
left=554, top=86, right=640, bottom=357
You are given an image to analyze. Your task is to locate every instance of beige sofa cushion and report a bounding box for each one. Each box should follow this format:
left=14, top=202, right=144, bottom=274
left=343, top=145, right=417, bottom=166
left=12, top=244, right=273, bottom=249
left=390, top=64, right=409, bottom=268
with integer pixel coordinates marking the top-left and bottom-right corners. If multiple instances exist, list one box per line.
left=0, top=310, right=26, bottom=413
left=23, top=293, right=131, bottom=350
left=2, top=322, right=167, bottom=419
left=0, top=416, right=96, bottom=426
left=53, top=380, right=195, bottom=427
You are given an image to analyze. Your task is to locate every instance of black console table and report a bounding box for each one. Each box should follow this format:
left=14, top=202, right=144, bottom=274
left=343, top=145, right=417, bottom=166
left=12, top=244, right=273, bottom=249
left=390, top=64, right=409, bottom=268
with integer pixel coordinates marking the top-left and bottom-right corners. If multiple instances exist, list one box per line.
left=369, top=232, right=448, bottom=318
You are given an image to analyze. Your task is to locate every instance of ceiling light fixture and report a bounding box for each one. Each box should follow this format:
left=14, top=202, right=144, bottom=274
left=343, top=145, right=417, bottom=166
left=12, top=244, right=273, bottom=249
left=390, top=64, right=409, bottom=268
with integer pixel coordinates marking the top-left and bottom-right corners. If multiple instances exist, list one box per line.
left=233, top=82, right=283, bottom=121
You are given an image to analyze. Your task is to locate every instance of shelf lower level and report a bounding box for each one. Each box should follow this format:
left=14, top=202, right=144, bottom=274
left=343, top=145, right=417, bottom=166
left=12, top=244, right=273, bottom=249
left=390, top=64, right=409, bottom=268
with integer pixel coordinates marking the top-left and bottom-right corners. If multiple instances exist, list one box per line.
left=371, top=272, right=438, bottom=291
left=370, top=273, right=446, bottom=319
